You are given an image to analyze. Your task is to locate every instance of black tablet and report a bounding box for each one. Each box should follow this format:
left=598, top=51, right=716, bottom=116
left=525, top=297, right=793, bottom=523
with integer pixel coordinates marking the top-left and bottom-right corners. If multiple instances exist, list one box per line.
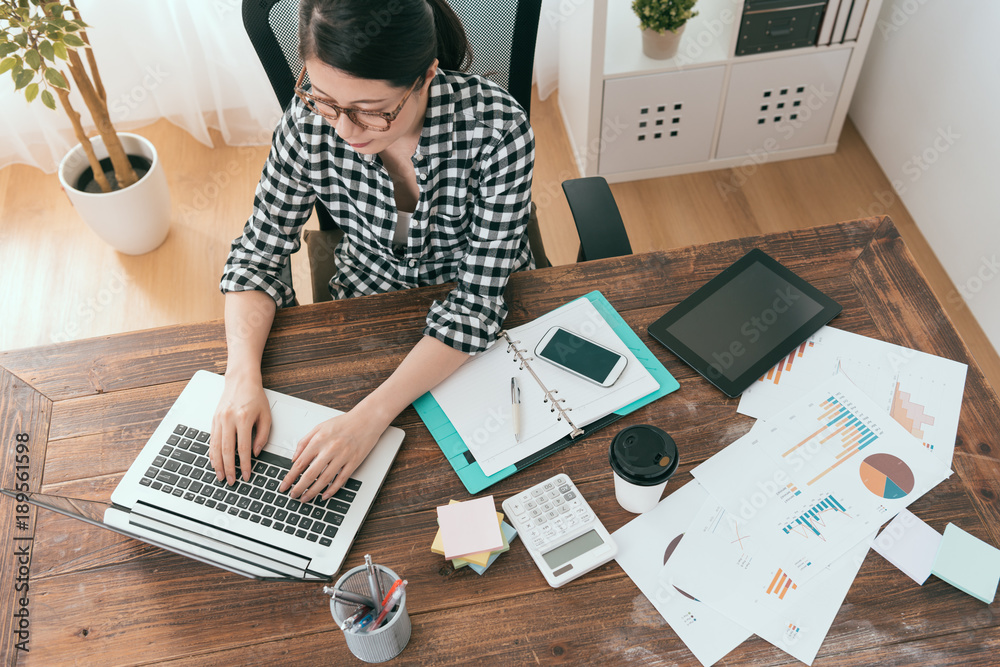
left=647, top=248, right=841, bottom=397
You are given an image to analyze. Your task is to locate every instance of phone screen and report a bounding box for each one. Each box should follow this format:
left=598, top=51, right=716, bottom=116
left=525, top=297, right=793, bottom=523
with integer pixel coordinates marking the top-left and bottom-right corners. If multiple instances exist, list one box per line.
left=538, top=329, right=622, bottom=383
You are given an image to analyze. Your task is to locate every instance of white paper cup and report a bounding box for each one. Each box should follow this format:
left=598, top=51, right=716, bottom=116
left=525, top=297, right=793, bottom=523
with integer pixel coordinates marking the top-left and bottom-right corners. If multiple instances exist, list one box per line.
left=609, top=425, right=679, bottom=513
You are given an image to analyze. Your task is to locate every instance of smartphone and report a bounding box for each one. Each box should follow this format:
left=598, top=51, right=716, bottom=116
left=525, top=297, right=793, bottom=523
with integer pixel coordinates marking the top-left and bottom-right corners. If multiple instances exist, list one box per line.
left=534, top=327, right=628, bottom=387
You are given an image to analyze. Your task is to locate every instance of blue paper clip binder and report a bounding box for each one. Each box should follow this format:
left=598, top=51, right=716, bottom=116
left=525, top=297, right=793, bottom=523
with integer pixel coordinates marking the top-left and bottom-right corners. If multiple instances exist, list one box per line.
left=413, top=291, right=679, bottom=494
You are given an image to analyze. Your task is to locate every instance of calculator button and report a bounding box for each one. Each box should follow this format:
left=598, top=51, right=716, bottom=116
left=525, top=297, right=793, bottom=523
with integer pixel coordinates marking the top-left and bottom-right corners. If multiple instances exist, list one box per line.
left=558, top=484, right=571, bottom=494
left=541, top=502, right=553, bottom=512
left=558, top=504, right=569, bottom=514
left=536, top=515, right=547, bottom=524
left=547, top=490, right=559, bottom=500
left=564, top=491, right=576, bottom=501
left=533, top=538, right=544, bottom=547
left=543, top=482, right=554, bottom=491
left=511, top=501, right=525, bottom=515
left=526, top=500, right=537, bottom=510
left=531, top=488, right=544, bottom=497
left=519, top=493, right=532, bottom=502
left=529, top=508, right=541, bottom=518
left=553, top=497, right=564, bottom=506
left=546, top=510, right=558, bottom=520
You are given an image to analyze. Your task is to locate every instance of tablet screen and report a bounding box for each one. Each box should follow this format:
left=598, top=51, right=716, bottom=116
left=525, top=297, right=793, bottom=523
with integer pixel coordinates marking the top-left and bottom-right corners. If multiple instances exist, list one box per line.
left=665, top=261, right=825, bottom=381
left=647, top=249, right=841, bottom=397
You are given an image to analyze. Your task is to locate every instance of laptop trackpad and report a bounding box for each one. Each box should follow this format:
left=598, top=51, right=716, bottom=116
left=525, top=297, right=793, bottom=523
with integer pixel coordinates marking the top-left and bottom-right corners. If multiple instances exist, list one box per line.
left=266, top=400, right=308, bottom=457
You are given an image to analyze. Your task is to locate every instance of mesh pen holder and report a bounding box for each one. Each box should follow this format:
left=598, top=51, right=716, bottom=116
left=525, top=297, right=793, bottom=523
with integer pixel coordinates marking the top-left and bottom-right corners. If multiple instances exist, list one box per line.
left=331, top=563, right=410, bottom=663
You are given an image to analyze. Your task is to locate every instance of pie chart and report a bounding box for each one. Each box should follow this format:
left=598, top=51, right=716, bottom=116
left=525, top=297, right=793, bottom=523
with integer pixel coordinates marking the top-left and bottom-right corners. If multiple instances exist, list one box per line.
left=859, top=453, right=915, bottom=499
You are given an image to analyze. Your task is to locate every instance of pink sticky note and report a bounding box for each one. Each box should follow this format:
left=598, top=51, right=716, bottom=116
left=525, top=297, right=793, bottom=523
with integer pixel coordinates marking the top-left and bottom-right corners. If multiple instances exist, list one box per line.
left=436, top=495, right=504, bottom=560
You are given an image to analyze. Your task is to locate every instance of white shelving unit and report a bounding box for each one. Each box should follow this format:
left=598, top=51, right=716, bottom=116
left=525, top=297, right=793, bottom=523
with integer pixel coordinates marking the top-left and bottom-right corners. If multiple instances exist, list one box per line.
left=557, top=0, right=884, bottom=183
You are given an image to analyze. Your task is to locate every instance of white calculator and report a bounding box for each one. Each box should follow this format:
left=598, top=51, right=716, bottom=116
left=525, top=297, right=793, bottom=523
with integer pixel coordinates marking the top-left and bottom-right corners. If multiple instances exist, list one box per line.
left=502, top=474, right=618, bottom=588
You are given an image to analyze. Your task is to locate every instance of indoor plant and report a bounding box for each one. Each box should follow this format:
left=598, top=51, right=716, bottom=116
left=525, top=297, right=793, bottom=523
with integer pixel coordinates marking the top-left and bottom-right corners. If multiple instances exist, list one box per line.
left=1, top=0, right=170, bottom=254
left=632, top=0, right=699, bottom=60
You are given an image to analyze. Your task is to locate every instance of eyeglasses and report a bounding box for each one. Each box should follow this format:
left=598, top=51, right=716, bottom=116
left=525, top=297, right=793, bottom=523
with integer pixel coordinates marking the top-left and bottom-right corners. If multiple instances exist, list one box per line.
left=295, top=66, right=421, bottom=132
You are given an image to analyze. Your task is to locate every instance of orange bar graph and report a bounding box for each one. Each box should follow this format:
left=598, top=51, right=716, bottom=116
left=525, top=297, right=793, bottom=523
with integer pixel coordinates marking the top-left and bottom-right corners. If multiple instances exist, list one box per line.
left=766, top=569, right=798, bottom=599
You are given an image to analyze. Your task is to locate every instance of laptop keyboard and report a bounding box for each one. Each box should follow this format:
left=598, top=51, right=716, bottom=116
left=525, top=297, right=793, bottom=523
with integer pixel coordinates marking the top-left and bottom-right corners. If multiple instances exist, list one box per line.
left=138, top=423, right=363, bottom=548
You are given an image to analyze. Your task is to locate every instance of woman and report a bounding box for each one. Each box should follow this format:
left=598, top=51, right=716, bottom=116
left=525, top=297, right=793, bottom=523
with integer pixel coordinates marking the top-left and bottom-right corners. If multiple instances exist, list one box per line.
left=210, top=0, right=534, bottom=503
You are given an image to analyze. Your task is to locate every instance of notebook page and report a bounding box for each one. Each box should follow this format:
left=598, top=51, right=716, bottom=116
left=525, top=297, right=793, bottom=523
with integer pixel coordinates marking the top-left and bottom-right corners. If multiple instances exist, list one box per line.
left=431, top=298, right=659, bottom=476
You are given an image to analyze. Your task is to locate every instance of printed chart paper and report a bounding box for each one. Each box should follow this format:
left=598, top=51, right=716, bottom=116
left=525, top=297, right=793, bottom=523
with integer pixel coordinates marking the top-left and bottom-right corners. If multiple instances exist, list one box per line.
left=661, top=496, right=872, bottom=665
left=613, top=482, right=751, bottom=667
left=870, top=509, right=941, bottom=585
left=738, top=326, right=967, bottom=465
left=693, top=374, right=951, bottom=584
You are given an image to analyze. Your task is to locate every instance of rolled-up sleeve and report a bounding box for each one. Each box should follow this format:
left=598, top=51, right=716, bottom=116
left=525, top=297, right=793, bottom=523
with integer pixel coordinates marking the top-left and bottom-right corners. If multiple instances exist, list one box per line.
left=220, top=108, right=317, bottom=307
left=424, top=114, right=535, bottom=353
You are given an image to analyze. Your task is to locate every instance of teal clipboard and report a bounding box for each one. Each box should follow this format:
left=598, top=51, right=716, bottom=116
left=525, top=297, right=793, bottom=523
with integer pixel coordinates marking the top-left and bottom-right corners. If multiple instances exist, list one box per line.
left=413, top=290, right=679, bottom=494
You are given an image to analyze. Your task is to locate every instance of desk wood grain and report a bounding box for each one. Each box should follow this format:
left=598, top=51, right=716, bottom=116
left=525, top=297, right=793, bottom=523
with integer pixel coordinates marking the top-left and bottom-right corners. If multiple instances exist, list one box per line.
left=1, top=218, right=998, bottom=665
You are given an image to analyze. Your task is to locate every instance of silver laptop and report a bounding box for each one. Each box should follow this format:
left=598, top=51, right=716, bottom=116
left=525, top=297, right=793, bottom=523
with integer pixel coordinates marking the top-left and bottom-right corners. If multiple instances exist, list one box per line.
left=14, top=370, right=404, bottom=581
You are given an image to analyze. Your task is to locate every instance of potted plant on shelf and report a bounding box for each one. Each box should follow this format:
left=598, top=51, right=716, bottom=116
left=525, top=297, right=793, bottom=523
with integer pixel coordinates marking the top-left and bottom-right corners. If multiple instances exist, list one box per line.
left=632, top=0, right=699, bottom=60
left=0, top=0, right=170, bottom=255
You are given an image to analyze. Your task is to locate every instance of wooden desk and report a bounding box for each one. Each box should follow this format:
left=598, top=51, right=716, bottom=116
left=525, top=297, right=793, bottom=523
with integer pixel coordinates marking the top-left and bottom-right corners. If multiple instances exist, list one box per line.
left=3, top=218, right=999, bottom=665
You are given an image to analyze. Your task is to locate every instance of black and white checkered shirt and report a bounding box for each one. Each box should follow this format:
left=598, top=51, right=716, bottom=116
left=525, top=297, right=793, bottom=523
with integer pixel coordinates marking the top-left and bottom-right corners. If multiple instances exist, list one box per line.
left=220, top=69, right=535, bottom=354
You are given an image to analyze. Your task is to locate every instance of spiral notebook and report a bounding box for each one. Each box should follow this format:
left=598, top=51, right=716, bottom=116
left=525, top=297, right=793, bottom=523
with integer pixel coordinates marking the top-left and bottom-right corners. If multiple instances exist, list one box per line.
left=414, top=291, right=679, bottom=493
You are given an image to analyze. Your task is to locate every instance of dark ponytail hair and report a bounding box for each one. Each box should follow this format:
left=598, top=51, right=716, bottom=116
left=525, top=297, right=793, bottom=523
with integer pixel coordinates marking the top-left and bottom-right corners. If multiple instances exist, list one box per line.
left=298, top=0, right=472, bottom=89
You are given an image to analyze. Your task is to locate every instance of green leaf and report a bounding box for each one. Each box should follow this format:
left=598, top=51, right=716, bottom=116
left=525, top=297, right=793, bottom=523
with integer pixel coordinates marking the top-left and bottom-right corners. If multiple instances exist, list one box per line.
left=0, top=43, right=18, bottom=57
left=13, top=32, right=28, bottom=48
left=52, top=40, right=66, bottom=59
left=38, top=40, right=54, bottom=61
left=43, top=66, right=67, bottom=89
left=62, top=33, right=84, bottom=47
left=49, top=3, right=64, bottom=18
left=0, top=57, right=15, bottom=74
left=41, top=88, right=56, bottom=109
left=24, top=48, right=40, bottom=69
left=24, top=81, right=38, bottom=102
left=14, top=68, right=33, bottom=90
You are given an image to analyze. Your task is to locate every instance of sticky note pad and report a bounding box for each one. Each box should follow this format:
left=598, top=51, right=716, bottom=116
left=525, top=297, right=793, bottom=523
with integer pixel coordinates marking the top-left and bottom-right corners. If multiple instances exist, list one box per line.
left=453, top=511, right=506, bottom=567
left=431, top=500, right=502, bottom=566
left=467, top=522, right=518, bottom=575
left=871, top=509, right=942, bottom=585
left=436, top=495, right=504, bottom=560
left=931, top=523, right=1000, bottom=603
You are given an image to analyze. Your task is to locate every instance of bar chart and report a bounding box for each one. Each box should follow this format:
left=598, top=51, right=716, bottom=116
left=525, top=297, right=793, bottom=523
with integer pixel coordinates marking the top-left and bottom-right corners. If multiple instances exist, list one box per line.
left=781, top=494, right=852, bottom=540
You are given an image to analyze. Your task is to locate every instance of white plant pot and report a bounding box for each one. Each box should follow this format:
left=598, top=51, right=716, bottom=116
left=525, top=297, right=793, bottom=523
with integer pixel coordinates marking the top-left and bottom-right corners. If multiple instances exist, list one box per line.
left=642, top=24, right=686, bottom=60
left=58, top=132, right=171, bottom=255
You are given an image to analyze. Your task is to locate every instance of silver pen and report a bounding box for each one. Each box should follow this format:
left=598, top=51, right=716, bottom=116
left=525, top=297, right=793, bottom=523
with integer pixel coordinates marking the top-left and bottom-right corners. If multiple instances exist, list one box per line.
left=364, top=554, right=383, bottom=615
left=511, top=377, right=521, bottom=442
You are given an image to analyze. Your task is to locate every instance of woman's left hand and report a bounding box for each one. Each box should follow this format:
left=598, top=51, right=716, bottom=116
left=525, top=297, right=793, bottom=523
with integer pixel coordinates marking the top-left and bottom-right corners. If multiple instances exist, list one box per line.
left=278, top=407, right=389, bottom=502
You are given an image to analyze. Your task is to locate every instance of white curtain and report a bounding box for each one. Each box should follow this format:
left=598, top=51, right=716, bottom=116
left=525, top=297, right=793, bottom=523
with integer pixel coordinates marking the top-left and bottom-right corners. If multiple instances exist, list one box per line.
left=2, top=0, right=565, bottom=173
left=0, top=0, right=283, bottom=173
left=533, top=0, right=563, bottom=102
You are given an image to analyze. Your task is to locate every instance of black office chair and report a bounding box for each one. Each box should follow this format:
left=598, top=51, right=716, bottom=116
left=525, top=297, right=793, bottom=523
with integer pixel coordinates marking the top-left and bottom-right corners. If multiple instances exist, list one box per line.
left=241, top=0, right=632, bottom=301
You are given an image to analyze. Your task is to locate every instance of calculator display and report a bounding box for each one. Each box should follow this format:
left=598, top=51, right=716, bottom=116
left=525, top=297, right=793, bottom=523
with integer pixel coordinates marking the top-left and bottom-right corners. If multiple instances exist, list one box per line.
left=542, top=530, right=605, bottom=569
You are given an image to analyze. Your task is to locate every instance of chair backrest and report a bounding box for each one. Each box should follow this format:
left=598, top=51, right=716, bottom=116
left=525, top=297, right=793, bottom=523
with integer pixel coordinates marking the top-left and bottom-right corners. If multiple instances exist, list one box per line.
left=242, top=0, right=542, bottom=116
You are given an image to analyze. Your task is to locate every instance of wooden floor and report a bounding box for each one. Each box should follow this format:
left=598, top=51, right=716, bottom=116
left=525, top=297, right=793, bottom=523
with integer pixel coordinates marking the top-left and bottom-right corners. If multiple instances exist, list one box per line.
left=2, top=86, right=998, bottom=394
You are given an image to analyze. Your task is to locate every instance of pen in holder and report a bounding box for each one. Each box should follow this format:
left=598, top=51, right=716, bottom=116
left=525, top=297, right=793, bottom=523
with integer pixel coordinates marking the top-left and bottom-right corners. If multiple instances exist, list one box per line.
left=328, top=558, right=410, bottom=663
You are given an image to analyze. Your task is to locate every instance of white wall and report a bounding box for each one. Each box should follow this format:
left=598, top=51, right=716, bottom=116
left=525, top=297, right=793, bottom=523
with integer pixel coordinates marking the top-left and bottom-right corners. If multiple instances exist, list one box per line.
left=849, top=0, right=1000, bottom=352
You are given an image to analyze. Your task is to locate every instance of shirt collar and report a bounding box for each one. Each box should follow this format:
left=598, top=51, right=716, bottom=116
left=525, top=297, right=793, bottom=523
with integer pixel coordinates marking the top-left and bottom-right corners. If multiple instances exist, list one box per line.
left=417, top=69, right=454, bottom=159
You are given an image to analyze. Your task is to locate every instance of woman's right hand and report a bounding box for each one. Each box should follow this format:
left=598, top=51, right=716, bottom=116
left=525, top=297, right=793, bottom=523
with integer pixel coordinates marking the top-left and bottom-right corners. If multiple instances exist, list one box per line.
left=209, top=369, right=272, bottom=486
